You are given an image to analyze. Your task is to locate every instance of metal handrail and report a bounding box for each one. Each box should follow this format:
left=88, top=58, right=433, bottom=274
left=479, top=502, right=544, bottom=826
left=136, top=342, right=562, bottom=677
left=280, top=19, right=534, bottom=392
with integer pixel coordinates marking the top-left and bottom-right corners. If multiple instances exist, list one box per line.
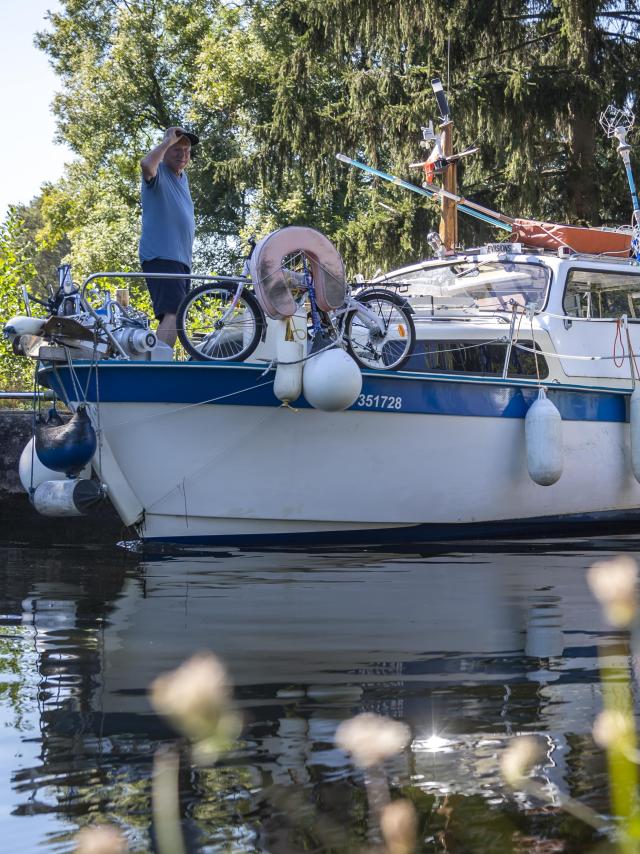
left=79, top=271, right=248, bottom=360
left=0, top=391, right=54, bottom=400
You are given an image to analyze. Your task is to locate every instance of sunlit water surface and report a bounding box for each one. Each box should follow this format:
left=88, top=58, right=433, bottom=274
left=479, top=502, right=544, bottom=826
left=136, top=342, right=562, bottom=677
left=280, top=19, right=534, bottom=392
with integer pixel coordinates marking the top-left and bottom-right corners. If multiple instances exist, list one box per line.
left=0, top=527, right=635, bottom=852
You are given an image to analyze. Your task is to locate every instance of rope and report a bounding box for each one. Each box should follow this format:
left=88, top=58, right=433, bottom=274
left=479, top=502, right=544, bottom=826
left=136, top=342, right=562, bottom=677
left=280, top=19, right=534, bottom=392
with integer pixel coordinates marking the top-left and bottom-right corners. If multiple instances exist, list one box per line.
left=29, top=359, right=40, bottom=498
left=529, top=312, right=541, bottom=385
left=104, top=378, right=277, bottom=434
left=624, top=319, right=640, bottom=386
left=614, top=318, right=626, bottom=367
left=94, top=352, right=103, bottom=478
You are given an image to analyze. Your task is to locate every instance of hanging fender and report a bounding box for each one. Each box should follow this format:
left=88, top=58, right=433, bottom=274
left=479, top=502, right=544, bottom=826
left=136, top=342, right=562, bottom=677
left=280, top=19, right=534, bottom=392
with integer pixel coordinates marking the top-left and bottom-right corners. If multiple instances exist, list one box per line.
left=249, top=226, right=346, bottom=319
left=35, top=404, right=97, bottom=476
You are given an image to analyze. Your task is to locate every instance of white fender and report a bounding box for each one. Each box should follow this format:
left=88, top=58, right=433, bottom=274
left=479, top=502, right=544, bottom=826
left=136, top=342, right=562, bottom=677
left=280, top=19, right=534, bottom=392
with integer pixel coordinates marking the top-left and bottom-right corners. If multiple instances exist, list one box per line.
left=249, top=226, right=346, bottom=319
left=32, top=479, right=103, bottom=517
left=19, top=437, right=91, bottom=492
left=303, top=348, right=362, bottom=412
left=3, top=315, right=46, bottom=340
left=273, top=320, right=304, bottom=405
left=630, top=387, right=640, bottom=482
left=524, top=388, right=563, bottom=486
left=19, top=437, right=66, bottom=492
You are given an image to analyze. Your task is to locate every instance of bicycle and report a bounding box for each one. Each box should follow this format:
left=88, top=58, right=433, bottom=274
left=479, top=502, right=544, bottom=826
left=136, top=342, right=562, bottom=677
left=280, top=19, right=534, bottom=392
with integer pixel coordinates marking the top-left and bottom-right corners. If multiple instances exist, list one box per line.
left=176, top=252, right=416, bottom=370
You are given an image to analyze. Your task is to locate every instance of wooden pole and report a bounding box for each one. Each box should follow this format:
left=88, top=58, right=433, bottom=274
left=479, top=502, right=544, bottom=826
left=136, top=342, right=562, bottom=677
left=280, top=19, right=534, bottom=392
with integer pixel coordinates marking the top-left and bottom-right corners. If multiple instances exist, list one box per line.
left=439, top=121, right=458, bottom=250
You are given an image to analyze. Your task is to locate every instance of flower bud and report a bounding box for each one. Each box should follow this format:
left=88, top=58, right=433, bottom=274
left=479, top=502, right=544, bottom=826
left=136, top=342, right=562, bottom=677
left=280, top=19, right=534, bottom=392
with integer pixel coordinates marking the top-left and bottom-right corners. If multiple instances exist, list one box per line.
left=587, top=556, right=638, bottom=627
left=501, top=736, right=546, bottom=785
left=335, top=713, right=411, bottom=769
left=75, top=825, right=127, bottom=854
left=593, top=709, right=635, bottom=750
left=149, top=652, right=240, bottom=760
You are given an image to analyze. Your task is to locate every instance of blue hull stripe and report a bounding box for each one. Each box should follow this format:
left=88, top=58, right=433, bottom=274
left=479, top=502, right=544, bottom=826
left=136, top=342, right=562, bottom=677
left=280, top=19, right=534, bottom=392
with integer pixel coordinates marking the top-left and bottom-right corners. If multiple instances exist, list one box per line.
left=142, top=508, right=640, bottom=547
left=40, top=361, right=628, bottom=423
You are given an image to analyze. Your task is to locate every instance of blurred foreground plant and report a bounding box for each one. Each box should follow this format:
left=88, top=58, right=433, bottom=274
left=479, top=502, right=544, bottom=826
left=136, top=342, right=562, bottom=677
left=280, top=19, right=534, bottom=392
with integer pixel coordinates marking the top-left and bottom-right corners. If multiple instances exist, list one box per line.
left=379, top=798, right=418, bottom=854
left=336, top=712, right=415, bottom=850
left=589, top=557, right=640, bottom=852
left=587, top=556, right=638, bottom=629
left=501, top=735, right=607, bottom=831
left=148, top=652, right=242, bottom=854
left=501, top=554, right=640, bottom=853
left=150, top=651, right=241, bottom=764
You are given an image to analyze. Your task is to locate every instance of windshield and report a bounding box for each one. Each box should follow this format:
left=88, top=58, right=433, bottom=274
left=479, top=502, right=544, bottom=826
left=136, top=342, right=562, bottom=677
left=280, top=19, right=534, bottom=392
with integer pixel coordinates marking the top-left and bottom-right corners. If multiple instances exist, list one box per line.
left=383, top=261, right=551, bottom=314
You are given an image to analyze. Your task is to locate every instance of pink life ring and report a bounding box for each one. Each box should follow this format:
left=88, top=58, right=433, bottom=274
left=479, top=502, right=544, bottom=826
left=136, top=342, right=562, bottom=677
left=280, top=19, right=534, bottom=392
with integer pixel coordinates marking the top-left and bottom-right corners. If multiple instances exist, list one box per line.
left=249, top=226, right=346, bottom=319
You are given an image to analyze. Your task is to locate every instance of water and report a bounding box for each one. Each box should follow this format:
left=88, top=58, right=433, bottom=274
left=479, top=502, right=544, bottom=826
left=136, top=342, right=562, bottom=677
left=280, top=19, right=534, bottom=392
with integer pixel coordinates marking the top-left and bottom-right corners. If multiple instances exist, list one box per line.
left=0, top=520, right=634, bottom=852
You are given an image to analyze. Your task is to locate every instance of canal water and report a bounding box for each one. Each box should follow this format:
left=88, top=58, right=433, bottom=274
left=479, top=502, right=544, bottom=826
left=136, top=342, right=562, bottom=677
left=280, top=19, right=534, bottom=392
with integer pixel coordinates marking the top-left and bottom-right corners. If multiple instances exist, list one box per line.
left=0, top=517, right=634, bottom=852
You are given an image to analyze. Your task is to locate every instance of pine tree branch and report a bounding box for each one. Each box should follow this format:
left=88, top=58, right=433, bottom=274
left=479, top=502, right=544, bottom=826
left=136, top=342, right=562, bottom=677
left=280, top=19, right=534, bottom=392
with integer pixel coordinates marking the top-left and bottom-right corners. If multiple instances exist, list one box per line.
left=467, top=30, right=559, bottom=65
left=597, top=13, right=640, bottom=23
left=501, top=14, right=547, bottom=20
left=601, top=30, right=640, bottom=42
left=106, top=0, right=132, bottom=11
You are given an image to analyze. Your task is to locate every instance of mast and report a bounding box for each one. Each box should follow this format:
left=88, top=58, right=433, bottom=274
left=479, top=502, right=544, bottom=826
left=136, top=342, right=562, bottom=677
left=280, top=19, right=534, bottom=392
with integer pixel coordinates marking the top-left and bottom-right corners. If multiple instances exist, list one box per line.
left=440, top=119, right=458, bottom=250
left=432, top=79, right=458, bottom=250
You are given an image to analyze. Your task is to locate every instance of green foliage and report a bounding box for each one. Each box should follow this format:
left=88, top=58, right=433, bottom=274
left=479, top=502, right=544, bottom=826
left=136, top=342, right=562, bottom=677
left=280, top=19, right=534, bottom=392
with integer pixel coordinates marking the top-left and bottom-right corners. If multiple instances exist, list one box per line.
left=3, top=0, right=640, bottom=389
left=32, top=0, right=640, bottom=277
left=0, top=211, right=38, bottom=392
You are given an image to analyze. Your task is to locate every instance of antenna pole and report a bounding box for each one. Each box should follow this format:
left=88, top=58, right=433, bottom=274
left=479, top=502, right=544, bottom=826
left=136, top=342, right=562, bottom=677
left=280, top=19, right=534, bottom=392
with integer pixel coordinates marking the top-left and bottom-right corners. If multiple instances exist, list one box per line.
left=600, top=104, right=640, bottom=259
left=440, top=120, right=458, bottom=250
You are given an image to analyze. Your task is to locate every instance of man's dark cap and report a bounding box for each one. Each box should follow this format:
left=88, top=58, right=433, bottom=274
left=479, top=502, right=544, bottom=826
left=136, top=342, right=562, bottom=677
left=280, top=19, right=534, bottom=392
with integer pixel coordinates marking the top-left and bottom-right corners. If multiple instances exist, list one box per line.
left=177, top=128, right=200, bottom=146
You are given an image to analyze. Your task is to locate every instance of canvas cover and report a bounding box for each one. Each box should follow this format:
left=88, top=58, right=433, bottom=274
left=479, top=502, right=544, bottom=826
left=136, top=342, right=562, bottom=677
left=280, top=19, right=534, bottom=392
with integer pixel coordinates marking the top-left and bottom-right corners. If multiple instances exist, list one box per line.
left=512, top=219, right=632, bottom=255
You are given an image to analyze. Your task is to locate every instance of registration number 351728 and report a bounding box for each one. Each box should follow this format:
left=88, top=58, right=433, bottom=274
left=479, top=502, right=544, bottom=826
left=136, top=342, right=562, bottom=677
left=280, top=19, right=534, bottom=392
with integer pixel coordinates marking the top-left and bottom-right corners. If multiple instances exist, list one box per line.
left=355, top=394, right=403, bottom=410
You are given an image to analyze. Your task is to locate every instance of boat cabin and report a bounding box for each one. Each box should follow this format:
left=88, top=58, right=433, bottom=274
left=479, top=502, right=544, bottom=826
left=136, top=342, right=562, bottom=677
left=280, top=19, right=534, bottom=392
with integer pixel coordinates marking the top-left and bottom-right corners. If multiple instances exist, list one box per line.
left=376, top=244, right=640, bottom=389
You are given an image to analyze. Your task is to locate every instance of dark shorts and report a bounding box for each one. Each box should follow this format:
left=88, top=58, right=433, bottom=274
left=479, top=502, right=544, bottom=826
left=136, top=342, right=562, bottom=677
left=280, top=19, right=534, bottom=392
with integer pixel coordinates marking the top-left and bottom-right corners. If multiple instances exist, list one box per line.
left=142, top=258, right=191, bottom=320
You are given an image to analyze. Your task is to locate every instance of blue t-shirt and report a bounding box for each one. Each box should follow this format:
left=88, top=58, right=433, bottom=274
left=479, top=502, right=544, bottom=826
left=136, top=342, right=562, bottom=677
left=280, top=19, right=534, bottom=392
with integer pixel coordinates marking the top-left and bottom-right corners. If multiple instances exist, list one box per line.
left=139, top=162, right=195, bottom=268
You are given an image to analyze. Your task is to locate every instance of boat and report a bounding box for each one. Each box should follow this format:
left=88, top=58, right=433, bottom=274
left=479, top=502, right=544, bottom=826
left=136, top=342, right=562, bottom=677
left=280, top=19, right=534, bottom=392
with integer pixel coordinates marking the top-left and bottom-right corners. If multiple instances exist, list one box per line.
left=6, top=99, right=640, bottom=545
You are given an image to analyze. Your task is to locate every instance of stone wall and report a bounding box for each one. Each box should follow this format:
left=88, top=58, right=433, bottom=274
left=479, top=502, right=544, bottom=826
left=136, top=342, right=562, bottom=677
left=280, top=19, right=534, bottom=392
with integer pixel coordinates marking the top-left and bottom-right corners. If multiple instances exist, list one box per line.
left=0, top=410, right=122, bottom=537
left=0, top=411, right=32, bottom=493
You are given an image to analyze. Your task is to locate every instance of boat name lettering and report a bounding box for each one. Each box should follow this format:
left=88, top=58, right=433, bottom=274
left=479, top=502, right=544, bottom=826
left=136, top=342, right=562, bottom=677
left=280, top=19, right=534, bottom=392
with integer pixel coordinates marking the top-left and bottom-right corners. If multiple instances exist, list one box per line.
left=355, top=394, right=403, bottom=410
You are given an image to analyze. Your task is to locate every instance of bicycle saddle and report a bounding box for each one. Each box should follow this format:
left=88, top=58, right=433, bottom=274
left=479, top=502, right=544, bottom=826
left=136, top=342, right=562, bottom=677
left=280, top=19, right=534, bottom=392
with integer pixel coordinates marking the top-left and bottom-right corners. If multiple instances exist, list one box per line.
left=249, top=226, right=346, bottom=319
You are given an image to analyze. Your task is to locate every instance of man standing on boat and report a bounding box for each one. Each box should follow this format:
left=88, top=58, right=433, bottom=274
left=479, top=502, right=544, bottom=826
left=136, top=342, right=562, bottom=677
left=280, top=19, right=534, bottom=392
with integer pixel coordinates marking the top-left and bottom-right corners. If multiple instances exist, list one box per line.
left=139, top=126, right=199, bottom=348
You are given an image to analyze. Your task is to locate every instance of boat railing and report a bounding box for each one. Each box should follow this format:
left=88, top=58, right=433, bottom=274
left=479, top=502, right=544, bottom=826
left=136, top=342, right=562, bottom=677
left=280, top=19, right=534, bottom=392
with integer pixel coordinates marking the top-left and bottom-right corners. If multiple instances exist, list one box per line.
left=79, top=271, right=248, bottom=359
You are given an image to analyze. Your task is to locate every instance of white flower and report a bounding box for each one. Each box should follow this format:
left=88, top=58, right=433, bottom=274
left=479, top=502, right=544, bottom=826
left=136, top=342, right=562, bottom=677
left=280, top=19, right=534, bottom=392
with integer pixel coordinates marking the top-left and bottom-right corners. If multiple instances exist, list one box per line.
left=593, top=709, right=635, bottom=750
left=587, top=556, right=638, bottom=627
left=75, top=825, right=127, bottom=854
left=335, top=713, right=411, bottom=769
left=380, top=799, right=418, bottom=854
left=149, top=652, right=239, bottom=753
left=501, top=736, right=546, bottom=785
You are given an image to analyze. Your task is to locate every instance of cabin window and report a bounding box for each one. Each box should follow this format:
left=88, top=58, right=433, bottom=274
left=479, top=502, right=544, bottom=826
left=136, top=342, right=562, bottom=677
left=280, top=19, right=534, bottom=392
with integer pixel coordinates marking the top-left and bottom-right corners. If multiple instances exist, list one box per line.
left=563, top=269, right=640, bottom=319
left=402, top=340, right=548, bottom=378
left=383, top=261, right=550, bottom=314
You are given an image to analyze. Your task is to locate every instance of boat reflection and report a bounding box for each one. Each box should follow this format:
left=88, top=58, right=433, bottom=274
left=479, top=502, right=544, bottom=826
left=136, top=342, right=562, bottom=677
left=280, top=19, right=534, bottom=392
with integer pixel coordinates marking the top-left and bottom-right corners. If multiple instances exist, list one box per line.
left=4, top=542, right=627, bottom=850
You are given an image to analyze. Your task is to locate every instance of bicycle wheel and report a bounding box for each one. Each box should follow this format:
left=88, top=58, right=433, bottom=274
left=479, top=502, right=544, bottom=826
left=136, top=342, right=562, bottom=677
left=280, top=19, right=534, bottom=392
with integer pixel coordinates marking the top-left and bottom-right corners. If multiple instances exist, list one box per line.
left=344, top=290, right=415, bottom=370
left=177, top=283, right=264, bottom=361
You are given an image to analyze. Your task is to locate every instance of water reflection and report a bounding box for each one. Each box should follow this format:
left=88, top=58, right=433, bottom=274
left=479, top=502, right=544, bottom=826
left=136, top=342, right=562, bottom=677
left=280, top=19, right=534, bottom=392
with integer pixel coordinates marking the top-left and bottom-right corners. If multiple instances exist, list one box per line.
left=0, top=539, right=634, bottom=851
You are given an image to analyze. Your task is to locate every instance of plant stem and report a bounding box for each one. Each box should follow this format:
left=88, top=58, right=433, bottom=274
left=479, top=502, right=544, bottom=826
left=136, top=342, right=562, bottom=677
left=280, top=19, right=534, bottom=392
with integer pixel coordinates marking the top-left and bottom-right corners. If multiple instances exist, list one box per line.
left=152, top=745, right=187, bottom=854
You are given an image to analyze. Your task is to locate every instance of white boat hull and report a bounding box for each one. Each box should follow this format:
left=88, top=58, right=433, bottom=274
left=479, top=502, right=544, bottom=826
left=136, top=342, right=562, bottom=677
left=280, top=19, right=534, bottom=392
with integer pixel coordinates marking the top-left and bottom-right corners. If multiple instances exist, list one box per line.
left=41, top=361, right=640, bottom=544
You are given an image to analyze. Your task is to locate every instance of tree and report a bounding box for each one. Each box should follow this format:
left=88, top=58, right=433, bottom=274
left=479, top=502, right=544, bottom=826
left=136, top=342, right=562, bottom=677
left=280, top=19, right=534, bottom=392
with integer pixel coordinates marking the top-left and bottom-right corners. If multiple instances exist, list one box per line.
left=37, top=0, right=245, bottom=271
left=9, top=195, right=70, bottom=294
left=0, top=211, right=38, bottom=394
left=31, top=0, right=640, bottom=278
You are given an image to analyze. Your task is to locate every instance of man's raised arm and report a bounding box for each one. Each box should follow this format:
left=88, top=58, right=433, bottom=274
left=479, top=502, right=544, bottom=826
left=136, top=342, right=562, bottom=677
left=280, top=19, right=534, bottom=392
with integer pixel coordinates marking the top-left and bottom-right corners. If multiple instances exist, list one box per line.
left=140, top=127, right=183, bottom=181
